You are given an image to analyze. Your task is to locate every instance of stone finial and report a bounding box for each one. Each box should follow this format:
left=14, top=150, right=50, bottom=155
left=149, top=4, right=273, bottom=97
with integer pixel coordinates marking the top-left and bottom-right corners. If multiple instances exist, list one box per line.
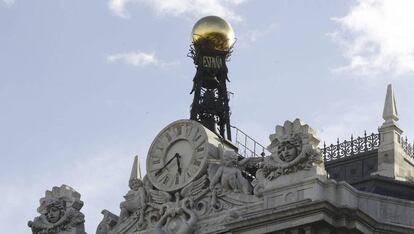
left=130, top=155, right=142, bottom=181
left=375, top=84, right=412, bottom=180
left=28, top=185, right=86, bottom=234
left=382, top=84, right=399, bottom=125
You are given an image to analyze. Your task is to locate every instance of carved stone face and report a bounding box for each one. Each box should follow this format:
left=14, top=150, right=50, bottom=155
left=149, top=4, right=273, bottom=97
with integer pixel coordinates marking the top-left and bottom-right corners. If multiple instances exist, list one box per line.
left=46, top=206, right=62, bottom=223
left=129, top=179, right=143, bottom=191
left=222, top=152, right=237, bottom=166
left=278, top=141, right=299, bottom=162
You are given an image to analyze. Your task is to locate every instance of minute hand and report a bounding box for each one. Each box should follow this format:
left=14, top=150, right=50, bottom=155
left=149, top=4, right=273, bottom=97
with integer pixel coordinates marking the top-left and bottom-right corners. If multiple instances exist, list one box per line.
left=155, top=153, right=179, bottom=176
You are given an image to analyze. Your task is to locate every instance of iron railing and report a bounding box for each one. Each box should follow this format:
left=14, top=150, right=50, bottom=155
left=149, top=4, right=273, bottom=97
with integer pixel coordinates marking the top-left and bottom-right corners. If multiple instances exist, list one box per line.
left=230, top=126, right=414, bottom=162
left=231, top=125, right=269, bottom=158
left=322, top=131, right=380, bottom=162
left=401, top=136, right=414, bottom=159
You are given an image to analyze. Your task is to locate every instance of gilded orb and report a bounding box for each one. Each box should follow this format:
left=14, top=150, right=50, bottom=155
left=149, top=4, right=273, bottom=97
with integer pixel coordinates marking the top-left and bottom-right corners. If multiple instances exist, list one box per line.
left=192, top=16, right=235, bottom=51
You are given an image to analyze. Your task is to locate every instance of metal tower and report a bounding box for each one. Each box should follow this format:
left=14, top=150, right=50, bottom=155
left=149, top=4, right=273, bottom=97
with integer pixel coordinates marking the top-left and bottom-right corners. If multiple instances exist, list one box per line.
left=188, top=16, right=235, bottom=141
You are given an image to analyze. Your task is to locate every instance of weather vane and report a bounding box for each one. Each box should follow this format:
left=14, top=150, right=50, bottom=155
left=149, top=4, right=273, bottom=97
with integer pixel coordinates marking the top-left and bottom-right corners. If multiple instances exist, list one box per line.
left=188, top=15, right=236, bottom=140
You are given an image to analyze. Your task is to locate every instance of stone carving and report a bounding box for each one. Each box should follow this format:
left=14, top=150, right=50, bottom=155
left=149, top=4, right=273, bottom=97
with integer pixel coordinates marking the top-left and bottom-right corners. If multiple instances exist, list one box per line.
left=28, top=185, right=85, bottom=234
left=96, top=146, right=261, bottom=234
left=96, top=210, right=119, bottom=234
left=209, top=144, right=252, bottom=195
left=193, top=191, right=261, bottom=234
left=148, top=188, right=173, bottom=210
left=119, top=156, right=147, bottom=229
left=154, top=198, right=198, bottom=234
left=119, top=178, right=147, bottom=227
left=149, top=175, right=208, bottom=210
left=96, top=157, right=155, bottom=234
left=254, top=119, right=322, bottom=194
left=151, top=176, right=208, bottom=234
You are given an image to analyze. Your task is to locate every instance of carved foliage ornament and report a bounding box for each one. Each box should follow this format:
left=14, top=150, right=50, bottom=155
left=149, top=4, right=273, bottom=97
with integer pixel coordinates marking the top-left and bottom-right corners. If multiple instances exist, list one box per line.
left=28, top=185, right=85, bottom=234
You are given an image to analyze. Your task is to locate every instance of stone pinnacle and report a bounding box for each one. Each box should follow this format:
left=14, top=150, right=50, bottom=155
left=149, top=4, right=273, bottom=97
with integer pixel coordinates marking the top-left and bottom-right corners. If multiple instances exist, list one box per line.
left=382, top=84, right=399, bottom=125
left=129, top=155, right=142, bottom=181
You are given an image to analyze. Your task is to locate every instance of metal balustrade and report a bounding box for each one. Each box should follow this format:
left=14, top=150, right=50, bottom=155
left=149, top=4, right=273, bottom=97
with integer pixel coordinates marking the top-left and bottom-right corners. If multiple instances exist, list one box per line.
left=230, top=125, right=269, bottom=158
left=402, top=136, right=414, bottom=159
left=230, top=126, right=414, bottom=162
left=321, top=131, right=380, bottom=162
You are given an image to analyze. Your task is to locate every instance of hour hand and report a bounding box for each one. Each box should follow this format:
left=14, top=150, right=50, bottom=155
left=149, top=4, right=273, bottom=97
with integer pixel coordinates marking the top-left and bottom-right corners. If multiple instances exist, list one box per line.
left=176, top=153, right=182, bottom=175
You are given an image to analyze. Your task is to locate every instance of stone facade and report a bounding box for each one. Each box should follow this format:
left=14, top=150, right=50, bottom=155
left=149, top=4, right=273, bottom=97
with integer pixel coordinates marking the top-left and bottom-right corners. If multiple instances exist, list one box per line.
left=227, top=178, right=414, bottom=234
left=324, top=85, right=414, bottom=201
left=29, top=84, right=414, bottom=234
left=92, top=113, right=414, bottom=234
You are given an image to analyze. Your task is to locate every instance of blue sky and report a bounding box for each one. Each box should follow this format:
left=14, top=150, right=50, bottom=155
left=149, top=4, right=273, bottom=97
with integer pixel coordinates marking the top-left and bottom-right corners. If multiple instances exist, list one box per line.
left=2, top=0, right=414, bottom=233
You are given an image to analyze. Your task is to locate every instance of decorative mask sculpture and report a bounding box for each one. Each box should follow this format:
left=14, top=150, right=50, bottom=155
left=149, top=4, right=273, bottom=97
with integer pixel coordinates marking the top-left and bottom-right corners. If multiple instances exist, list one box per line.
left=253, top=119, right=323, bottom=196
left=45, top=198, right=65, bottom=224
left=28, top=185, right=85, bottom=234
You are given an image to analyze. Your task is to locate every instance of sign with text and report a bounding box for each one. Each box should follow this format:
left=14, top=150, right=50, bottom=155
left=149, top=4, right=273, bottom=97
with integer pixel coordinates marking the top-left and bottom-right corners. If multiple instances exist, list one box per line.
left=200, top=55, right=224, bottom=70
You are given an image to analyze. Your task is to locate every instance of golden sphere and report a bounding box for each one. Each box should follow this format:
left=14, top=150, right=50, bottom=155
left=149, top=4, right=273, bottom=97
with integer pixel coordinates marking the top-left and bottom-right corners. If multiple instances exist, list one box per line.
left=192, top=16, right=235, bottom=51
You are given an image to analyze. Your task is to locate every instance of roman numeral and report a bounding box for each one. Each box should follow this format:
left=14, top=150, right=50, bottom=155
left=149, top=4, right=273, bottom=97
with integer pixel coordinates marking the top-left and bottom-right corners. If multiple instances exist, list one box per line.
left=164, top=132, right=172, bottom=142
left=151, top=149, right=162, bottom=158
left=156, top=170, right=168, bottom=179
left=191, top=128, right=201, bottom=142
left=189, top=166, right=197, bottom=174
left=193, top=133, right=202, bottom=142
left=196, top=146, right=204, bottom=153
left=175, top=174, right=180, bottom=185
left=162, top=175, right=170, bottom=185
left=174, top=125, right=182, bottom=137
left=157, top=135, right=168, bottom=148
left=193, top=159, right=201, bottom=166
left=153, top=159, right=161, bottom=164
left=155, top=146, right=164, bottom=153
left=185, top=123, right=192, bottom=138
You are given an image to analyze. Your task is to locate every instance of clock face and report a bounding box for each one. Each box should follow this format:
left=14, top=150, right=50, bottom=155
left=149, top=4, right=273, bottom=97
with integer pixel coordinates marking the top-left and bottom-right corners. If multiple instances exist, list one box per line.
left=147, top=120, right=209, bottom=191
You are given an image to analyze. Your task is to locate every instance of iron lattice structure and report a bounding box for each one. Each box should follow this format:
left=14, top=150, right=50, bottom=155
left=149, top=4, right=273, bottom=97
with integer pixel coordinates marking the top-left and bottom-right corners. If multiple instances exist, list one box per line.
left=188, top=42, right=233, bottom=140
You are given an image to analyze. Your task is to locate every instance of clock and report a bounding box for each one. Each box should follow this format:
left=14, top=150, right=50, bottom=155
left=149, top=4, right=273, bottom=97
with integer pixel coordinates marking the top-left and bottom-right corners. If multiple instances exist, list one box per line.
left=147, top=119, right=219, bottom=192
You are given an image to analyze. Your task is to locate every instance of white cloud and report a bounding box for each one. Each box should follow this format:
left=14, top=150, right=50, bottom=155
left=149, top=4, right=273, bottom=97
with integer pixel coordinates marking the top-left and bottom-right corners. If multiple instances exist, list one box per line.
left=108, top=0, right=246, bottom=21
left=108, top=0, right=133, bottom=18
left=330, top=0, right=414, bottom=76
left=237, top=23, right=277, bottom=47
left=2, top=0, right=15, bottom=6
left=107, top=51, right=158, bottom=67
left=106, top=51, right=179, bottom=68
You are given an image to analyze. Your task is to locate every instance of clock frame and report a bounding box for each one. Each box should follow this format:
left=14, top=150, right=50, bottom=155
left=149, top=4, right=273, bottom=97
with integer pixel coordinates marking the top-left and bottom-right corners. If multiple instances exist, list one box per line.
left=146, top=119, right=214, bottom=192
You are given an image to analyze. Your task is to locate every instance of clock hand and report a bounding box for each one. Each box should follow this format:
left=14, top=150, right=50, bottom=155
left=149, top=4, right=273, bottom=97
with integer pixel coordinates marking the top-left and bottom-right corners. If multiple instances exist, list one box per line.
left=155, top=153, right=179, bottom=177
left=176, top=153, right=182, bottom=175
